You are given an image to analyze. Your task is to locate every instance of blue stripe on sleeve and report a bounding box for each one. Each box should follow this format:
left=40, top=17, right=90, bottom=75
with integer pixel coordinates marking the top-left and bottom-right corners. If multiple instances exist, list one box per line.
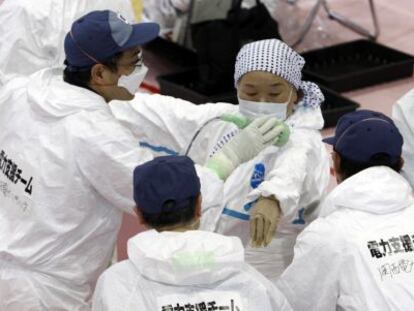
left=139, top=141, right=179, bottom=156
left=222, top=207, right=250, bottom=221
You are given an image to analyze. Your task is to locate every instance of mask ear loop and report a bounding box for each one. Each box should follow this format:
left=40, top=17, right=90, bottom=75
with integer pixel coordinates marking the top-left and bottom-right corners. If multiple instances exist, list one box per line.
left=286, top=88, right=293, bottom=105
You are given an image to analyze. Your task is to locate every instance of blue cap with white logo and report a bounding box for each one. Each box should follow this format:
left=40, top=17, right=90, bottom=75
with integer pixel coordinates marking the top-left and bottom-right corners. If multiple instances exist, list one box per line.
left=64, top=10, right=159, bottom=70
left=133, top=156, right=201, bottom=216
left=323, top=110, right=403, bottom=165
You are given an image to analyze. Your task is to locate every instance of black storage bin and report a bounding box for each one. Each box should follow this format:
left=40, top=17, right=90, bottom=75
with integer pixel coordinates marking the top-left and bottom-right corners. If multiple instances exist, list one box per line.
left=320, top=86, right=359, bottom=128
left=301, top=39, right=414, bottom=92
left=157, top=69, right=237, bottom=105
left=157, top=69, right=359, bottom=128
left=144, top=37, right=198, bottom=68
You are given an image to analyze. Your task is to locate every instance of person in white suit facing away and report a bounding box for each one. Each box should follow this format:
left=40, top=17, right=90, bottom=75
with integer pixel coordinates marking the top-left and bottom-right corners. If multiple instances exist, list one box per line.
left=92, top=155, right=293, bottom=311
left=278, top=110, right=414, bottom=311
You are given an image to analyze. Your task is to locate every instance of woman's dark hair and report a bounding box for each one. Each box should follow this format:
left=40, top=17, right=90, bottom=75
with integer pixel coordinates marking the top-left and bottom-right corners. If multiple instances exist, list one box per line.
left=141, top=196, right=198, bottom=229
left=338, top=152, right=402, bottom=180
left=63, top=52, right=123, bottom=90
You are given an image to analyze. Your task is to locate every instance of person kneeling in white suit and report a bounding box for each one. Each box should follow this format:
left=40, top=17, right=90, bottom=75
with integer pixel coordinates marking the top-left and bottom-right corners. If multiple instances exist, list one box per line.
left=92, top=155, right=293, bottom=311
left=278, top=110, right=414, bottom=310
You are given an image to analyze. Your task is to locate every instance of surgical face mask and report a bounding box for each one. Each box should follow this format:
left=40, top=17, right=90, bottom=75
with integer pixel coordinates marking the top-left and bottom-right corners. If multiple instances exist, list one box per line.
left=118, top=64, right=148, bottom=95
left=238, top=89, right=292, bottom=120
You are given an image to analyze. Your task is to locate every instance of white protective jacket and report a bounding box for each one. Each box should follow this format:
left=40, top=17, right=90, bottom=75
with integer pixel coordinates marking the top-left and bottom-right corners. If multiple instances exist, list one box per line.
left=0, top=68, right=223, bottom=310
left=393, top=88, right=414, bottom=189
left=110, top=94, right=237, bottom=230
left=92, top=230, right=293, bottom=311
left=0, top=0, right=135, bottom=82
left=277, top=166, right=414, bottom=311
left=111, top=98, right=330, bottom=280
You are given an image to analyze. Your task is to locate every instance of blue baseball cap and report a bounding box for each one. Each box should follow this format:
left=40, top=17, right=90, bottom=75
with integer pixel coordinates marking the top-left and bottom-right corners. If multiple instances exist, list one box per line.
left=64, top=10, right=160, bottom=69
left=133, top=156, right=201, bottom=215
left=323, top=110, right=403, bottom=165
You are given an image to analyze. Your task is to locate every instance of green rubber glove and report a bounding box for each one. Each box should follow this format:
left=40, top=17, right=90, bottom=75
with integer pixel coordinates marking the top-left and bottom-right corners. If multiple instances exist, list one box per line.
left=220, top=114, right=251, bottom=129
left=274, top=122, right=290, bottom=147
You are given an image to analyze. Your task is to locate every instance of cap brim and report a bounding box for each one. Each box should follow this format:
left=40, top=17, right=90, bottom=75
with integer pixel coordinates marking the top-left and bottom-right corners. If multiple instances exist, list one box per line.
left=123, top=22, right=160, bottom=49
left=322, top=136, right=336, bottom=145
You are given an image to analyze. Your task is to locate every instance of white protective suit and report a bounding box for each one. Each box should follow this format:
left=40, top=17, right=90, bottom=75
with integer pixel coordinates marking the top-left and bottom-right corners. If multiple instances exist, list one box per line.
left=143, top=0, right=190, bottom=37
left=0, top=68, right=225, bottom=310
left=277, top=166, right=414, bottom=311
left=393, top=88, right=414, bottom=190
left=92, top=229, right=293, bottom=311
left=111, top=96, right=330, bottom=280
left=0, top=0, right=135, bottom=82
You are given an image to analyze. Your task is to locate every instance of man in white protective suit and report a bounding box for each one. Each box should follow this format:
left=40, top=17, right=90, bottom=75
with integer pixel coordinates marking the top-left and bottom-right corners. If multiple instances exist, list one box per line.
left=92, top=155, right=293, bottom=311
left=0, top=11, right=287, bottom=310
left=278, top=110, right=414, bottom=310
left=0, top=0, right=138, bottom=83
left=110, top=39, right=331, bottom=280
left=393, top=88, right=414, bottom=190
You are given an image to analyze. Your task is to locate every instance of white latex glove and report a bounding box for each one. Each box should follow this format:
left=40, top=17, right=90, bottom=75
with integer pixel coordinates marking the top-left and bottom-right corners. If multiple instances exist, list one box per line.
left=206, top=116, right=285, bottom=180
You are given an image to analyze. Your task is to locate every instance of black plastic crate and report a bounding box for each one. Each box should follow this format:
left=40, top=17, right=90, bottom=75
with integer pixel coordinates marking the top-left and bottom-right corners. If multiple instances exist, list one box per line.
left=157, top=69, right=359, bottom=128
left=320, top=86, right=359, bottom=128
left=301, top=39, right=414, bottom=92
left=157, top=69, right=238, bottom=104
left=144, top=37, right=198, bottom=68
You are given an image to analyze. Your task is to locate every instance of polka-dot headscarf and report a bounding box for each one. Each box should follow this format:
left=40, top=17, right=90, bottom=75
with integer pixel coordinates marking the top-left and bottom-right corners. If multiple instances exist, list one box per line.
left=234, top=39, right=324, bottom=108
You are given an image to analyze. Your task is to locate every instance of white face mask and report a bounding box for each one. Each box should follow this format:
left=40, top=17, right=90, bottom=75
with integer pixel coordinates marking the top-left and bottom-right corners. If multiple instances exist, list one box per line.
left=118, top=64, right=148, bottom=95
left=238, top=89, right=292, bottom=120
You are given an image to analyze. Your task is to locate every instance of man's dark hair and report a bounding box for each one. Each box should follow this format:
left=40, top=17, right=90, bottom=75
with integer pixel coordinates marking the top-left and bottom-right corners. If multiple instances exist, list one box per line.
left=63, top=52, right=123, bottom=90
left=338, top=151, right=402, bottom=180
left=141, top=196, right=199, bottom=229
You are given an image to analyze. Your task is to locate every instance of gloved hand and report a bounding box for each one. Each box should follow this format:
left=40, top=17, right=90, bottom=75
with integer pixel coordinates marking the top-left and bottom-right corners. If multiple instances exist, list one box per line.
left=220, top=113, right=250, bottom=129
left=250, top=196, right=282, bottom=248
left=206, top=116, right=289, bottom=180
left=220, top=113, right=290, bottom=147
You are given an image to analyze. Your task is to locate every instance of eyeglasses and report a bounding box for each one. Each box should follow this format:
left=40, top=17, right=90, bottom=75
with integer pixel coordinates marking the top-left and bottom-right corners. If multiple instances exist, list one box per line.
left=118, top=51, right=144, bottom=68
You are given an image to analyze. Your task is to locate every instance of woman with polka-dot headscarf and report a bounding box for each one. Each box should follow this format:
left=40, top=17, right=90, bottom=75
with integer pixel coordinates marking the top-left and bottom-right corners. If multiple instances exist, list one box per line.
left=209, top=38, right=331, bottom=280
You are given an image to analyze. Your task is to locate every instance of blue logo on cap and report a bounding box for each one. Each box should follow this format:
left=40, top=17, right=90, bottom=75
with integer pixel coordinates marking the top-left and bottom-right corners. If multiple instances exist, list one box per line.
left=117, top=13, right=129, bottom=24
